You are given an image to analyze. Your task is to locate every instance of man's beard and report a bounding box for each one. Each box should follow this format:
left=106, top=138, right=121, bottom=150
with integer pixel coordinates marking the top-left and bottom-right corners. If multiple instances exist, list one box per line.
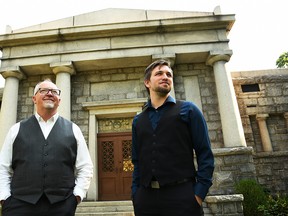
left=155, top=86, right=171, bottom=96
left=43, top=101, right=55, bottom=109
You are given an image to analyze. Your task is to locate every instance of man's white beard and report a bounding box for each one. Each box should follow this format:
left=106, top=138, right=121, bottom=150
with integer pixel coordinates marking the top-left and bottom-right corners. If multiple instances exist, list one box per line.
left=43, top=101, right=55, bottom=109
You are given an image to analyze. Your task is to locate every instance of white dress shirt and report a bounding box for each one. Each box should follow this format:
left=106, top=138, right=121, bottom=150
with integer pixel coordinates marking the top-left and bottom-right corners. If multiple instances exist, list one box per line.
left=0, top=113, right=93, bottom=201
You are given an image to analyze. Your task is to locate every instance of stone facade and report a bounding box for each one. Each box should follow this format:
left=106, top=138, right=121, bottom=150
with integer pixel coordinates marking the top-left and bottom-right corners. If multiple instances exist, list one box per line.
left=0, top=7, right=287, bottom=215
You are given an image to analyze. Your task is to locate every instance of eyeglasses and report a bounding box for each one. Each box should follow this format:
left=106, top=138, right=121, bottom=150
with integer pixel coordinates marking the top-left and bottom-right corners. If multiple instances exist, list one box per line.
left=36, top=88, right=61, bottom=96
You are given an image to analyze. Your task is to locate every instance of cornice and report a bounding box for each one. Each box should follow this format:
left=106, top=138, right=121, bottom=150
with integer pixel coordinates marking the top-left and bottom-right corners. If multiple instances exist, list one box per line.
left=0, top=14, right=235, bottom=48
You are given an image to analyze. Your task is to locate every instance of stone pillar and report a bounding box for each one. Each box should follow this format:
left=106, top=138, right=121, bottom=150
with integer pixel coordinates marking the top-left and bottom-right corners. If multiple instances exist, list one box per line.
left=50, top=62, right=75, bottom=120
left=87, top=113, right=97, bottom=200
left=0, top=67, right=25, bottom=148
left=256, top=114, right=273, bottom=152
left=152, top=54, right=176, bottom=98
left=183, top=76, right=202, bottom=111
left=207, top=51, right=246, bottom=147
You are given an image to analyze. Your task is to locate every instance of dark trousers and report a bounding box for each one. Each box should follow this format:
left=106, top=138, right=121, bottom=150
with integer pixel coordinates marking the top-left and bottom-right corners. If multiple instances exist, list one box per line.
left=133, top=181, right=204, bottom=216
left=1, top=194, right=78, bottom=216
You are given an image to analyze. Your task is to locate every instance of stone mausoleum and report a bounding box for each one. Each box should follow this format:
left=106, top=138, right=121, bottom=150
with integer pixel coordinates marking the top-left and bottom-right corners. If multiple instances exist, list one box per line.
left=0, top=7, right=287, bottom=215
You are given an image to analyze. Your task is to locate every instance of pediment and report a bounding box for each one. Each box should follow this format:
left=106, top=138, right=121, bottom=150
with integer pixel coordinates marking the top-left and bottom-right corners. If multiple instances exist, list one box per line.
left=12, top=8, right=213, bottom=33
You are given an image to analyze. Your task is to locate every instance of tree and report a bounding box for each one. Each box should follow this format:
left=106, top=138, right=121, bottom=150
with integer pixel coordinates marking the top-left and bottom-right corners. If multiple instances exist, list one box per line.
left=276, top=52, right=288, bottom=68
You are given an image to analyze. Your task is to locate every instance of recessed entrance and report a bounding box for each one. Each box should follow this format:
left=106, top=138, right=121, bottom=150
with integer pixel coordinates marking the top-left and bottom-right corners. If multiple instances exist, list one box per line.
left=97, top=132, right=133, bottom=201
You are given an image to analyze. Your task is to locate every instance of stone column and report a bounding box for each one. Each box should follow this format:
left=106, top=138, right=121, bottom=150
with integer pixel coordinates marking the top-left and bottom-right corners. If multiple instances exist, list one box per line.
left=256, top=114, right=272, bottom=152
left=87, top=113, right=97, bottom=200
left=207, top=51, right=246, bottom=147
left=0, top=67, right=25, bottom=148
left=152, top=54, right=176, bottom=98
left=50, top=62, right=75, bottom=120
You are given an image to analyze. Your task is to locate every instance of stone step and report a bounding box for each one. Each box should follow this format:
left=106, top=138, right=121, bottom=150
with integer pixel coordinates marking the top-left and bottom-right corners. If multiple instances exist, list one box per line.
left=76, top=200, right=212, bottom=216
left=75, top=213, right=134, bottom=216
left=75, top=201, right=134, bottom=216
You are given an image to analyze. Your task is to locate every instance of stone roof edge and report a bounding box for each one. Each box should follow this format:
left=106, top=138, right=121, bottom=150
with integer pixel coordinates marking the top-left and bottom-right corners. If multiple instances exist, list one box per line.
left=8, top=8, right=221, bottom=34
left=231, top=68, right=288, bottom=78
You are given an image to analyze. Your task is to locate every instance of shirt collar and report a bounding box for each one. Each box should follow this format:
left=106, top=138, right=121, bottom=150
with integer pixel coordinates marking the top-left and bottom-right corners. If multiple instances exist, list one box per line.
left=147, top=95, right=176, bottom=108
left=35, top=112, right=59, bottom=122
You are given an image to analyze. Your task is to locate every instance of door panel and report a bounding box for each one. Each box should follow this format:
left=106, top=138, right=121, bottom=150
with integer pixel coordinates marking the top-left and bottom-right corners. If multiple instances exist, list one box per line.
left=98, top=133, right=133, bottom=200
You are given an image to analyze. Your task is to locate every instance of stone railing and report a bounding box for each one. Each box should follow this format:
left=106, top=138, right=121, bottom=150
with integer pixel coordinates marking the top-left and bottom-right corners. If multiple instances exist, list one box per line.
left=206, top=194, right=244, bottom=216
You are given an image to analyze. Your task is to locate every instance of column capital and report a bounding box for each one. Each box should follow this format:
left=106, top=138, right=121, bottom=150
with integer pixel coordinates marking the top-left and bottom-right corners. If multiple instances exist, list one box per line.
left=0, top=66, right=26, bottom=80
left=206, top=50, right=232, bottom=66
left=50, top=61, right=75, bottom=75
left=152, top=54, right=176, bottom=67
left=256, top=113, right=269, bottom=120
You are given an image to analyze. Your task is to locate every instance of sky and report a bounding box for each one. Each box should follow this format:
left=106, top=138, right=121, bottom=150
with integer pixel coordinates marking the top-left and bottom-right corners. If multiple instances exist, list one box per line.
left=0, top=0, right=287, bottom=87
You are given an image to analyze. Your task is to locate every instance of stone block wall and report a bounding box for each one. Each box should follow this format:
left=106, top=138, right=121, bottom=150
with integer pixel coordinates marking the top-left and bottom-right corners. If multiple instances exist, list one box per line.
left=232, top=69, right=288, bottom=196
left=70, top=66, right=146, bottom=141
left=209, top=147, right=256, bottom=196
left=254, top=151, right=288, bottom=195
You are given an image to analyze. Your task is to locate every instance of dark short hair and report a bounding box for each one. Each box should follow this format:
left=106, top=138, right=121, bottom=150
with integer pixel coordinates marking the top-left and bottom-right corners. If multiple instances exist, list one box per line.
left=144, top=59, right=172, bottom=81
left=144, top=59, right=172, bottom=95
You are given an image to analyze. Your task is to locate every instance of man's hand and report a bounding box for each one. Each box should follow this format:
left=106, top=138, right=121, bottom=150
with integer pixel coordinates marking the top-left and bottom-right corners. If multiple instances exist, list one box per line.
left=75, top=196, right=81, bottom=204
left=195, top=195, right=202, bottom=206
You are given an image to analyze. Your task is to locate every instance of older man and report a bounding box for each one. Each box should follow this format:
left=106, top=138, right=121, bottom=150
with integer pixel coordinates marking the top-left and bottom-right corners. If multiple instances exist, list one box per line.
left=0, top=79, right=93, bottom=216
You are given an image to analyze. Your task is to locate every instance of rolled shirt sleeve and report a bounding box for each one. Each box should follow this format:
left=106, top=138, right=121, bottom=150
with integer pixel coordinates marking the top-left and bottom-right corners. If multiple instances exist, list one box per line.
left=72, top=124, right=94, bottom=201
left=0, top=123, right=20, bottom=201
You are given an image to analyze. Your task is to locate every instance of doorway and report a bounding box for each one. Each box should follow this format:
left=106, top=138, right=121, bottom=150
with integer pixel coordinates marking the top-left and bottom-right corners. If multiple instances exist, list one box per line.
left=97, top=132, right=133, bottom=200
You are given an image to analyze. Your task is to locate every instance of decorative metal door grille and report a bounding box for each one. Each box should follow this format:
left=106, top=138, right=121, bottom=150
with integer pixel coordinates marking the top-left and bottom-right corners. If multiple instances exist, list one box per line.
left=122, top=139, right=133, bottom=172
left=102, top=141, right=114, bottom=172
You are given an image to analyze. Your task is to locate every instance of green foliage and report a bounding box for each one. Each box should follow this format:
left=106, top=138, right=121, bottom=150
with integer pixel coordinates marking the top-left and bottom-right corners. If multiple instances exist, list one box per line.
left=258, top=194, right=288, bottom=216
left=235, top=179, right=267, bottom=216
left=276, top=52, right=288, bottom=68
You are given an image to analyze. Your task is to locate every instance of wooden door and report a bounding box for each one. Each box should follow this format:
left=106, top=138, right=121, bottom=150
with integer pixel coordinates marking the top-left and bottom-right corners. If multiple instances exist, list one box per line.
left=97, top=132, right=133, bottom=200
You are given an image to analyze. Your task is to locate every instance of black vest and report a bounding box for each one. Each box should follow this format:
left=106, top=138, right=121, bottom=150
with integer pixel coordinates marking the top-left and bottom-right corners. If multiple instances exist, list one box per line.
left=136, top=101, right=196, bottom=187
left=11, top=116, right=77, bottom=204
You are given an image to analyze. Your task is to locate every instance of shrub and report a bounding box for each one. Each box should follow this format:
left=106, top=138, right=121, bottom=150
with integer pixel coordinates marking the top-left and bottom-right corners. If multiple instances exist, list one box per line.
left=235, top=179, right=267, bottom=216
left=258, top=194, right=288, bottom=216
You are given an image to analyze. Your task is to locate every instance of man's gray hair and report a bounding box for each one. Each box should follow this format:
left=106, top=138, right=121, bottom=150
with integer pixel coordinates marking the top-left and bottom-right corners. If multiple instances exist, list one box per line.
left=33, top=79, right=54, bottom=95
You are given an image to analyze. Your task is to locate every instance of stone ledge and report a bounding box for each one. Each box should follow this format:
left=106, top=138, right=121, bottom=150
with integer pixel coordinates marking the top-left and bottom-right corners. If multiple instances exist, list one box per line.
left=213, top=146, right=253, bottom=156
left=254, top=150, right=288, bottom=158
left=205, top=194, right=244, bottom=203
